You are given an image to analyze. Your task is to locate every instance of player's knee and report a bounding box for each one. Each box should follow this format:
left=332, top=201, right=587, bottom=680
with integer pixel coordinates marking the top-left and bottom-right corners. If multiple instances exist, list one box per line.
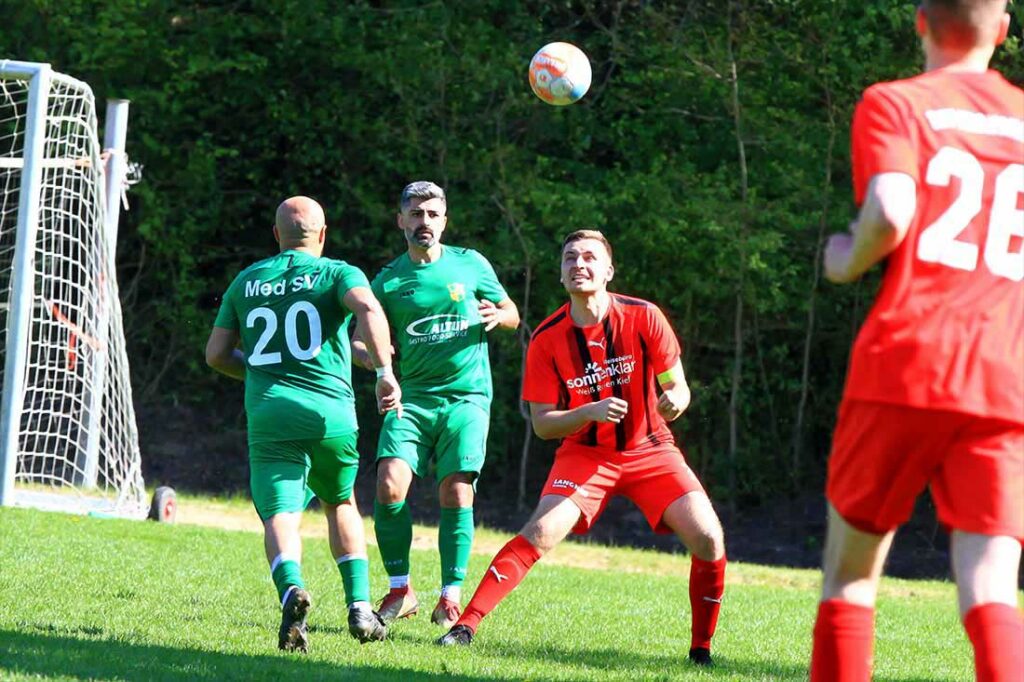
left=376, top=459, right=412, bottom=503
left=823, top=576, right=880, bottom=606
left=709, top=527, right=726, bottom=559
left=439, top=489, right=473, bottom=508
left=376, top=478, right=405, bottom=504
left=520, top=519, right=561, bottom=554
left=821, top=551, right=883, bottom=604
left=264, top=511, right=302, bottom=539
left=690, top=527, right=724, bottom=561
left=673, top=499, right=725, bottom=560
left=438, top=474, right=474, bottom=508
left=951, top=532, right=1022, bottom=615
left=523, top=530, right=555, bottom=554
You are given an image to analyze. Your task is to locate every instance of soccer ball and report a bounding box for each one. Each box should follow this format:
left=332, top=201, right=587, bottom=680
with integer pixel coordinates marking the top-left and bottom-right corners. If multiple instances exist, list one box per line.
left=528, top=42, right=592, bottom=106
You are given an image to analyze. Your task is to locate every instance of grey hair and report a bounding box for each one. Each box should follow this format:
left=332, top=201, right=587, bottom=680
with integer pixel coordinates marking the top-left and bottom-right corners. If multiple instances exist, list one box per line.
left=400, top=181, right=446, bottom=210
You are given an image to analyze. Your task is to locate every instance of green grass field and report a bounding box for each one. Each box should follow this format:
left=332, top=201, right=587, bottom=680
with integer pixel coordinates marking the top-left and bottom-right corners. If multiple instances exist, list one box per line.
left=0, top=502, right=977, bottom=681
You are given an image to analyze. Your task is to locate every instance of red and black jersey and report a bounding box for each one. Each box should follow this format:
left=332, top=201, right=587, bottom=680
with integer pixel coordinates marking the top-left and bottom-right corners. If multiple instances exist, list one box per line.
left=523, top=294, right=682, bottom=451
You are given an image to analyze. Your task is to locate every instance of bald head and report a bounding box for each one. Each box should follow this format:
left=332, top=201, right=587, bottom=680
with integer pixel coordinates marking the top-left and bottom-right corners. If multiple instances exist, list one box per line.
left=274, top=196, right=326, bottom=252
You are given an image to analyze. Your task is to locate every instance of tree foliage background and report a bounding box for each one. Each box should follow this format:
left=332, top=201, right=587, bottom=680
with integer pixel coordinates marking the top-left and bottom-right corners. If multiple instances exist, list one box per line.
left=5, top=0, right=1023, bottom=515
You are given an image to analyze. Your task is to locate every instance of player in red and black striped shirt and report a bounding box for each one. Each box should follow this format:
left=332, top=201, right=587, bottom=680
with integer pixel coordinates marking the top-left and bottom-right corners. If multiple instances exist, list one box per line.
left=438, top=230, right=727, bottom=666
left=523, top=284, right=684, bottom=454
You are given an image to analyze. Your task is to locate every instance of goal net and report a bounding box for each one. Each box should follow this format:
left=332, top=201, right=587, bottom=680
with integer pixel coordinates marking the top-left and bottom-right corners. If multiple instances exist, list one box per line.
left=0, top=62, right=147, bottom=518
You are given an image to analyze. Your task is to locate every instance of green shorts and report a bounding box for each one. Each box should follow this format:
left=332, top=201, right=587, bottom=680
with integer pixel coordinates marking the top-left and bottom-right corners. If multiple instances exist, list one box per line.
left=376, top=395, right=489, bottom=482
left=249, top=432, right=360, bottom=521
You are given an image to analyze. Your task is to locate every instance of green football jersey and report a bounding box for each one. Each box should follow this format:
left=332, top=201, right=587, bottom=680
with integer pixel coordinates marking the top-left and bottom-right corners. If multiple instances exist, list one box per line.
left=214, top=250, right=370, bottom=443
left=371, top=245, right=508, bottom=403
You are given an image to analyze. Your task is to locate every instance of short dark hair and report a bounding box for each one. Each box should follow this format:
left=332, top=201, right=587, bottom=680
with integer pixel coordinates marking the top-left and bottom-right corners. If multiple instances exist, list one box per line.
left=400, top=181, right=446, bottom=210
left=562, top=229, right=613, bottom=262
left=920, top=0, right=1008, bottom=47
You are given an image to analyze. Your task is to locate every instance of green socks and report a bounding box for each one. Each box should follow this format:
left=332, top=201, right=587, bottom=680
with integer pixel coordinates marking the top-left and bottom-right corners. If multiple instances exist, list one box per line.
left=439, top=506, right=474, bottom=588
left=373, top=501, right=473, bottom=589
left=270, top=555, right=304, bottom=603
left=374, top=500, right=412, bottom=577
left=273, top=554, right=369, bottom=607
left=337, top=554, right=370, bottom=606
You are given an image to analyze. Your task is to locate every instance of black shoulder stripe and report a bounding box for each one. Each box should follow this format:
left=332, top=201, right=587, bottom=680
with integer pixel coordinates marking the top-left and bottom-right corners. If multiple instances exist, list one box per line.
left=531, top=309, right=568, bottom=340
left=612, top=294, right=650, bottom=307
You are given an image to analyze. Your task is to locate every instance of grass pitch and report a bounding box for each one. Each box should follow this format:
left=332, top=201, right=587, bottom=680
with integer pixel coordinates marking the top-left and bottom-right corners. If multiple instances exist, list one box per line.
left=0, top=501, right=976, bottom=681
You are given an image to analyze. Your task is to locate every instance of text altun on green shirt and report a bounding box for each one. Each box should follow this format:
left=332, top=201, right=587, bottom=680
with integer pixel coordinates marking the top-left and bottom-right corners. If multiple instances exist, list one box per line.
left=371, top=246, right=508, bottom=405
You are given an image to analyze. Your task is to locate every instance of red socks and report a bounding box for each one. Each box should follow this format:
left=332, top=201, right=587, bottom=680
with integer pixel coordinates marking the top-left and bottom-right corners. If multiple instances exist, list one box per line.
left=689, top=554, right=727, bottom=651
left=457, top=534, right=541, bottom=633
left=964, top=603, right=1024, bottom=682
left=811, top=599, right=1023, bottom=681
left=810, top=599, right=874, bottom=682
left=459, top=540, right=728, bottom=647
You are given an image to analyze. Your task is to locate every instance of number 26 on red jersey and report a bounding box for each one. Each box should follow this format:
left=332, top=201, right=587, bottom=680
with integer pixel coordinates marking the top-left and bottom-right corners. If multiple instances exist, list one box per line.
left=917, top=146, right=1024, bottom=282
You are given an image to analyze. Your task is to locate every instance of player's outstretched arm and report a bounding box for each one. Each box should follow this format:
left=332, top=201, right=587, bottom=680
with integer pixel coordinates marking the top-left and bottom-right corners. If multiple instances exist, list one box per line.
left=529, top=398, right=627, bottom=440
left=205, top=327, right=246, bottom=380
left=478, top=297, right=520, bottom=332
left=656, top=360, right=691, bottom=422
left=824, top=173, right=916, bottom=284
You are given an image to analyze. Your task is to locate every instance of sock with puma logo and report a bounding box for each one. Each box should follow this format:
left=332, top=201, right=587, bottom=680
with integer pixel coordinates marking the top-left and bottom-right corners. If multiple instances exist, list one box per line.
left=456, top=534, right=541, bottom=633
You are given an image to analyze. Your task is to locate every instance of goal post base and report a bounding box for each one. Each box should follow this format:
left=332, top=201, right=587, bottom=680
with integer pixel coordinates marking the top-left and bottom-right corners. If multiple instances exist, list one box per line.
left=148, top=486, right=177, bottom=524
left=9, top=486, right=148, bottom=520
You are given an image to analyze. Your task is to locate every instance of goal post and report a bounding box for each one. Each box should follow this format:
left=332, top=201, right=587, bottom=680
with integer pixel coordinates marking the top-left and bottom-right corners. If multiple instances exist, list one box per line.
left=81, top=98, right=129, bottom=490
left=0, top=60, right=49, bottom=509
left=0, top=60, right=148, bottom=518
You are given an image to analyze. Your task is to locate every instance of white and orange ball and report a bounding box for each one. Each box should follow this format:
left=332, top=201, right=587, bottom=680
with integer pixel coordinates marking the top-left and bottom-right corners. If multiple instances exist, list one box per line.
left=528, top=42, right=591, bottom=106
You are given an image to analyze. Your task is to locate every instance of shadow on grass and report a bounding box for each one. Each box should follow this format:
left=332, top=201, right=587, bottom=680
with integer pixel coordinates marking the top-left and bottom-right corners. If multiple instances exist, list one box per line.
left=0, top=627, right=957, bottom=682
left=0, top=629, right=502, bottom=682
left=433, top=634, right=956, bottom=682
left=388, top=628, right=811, bottom=680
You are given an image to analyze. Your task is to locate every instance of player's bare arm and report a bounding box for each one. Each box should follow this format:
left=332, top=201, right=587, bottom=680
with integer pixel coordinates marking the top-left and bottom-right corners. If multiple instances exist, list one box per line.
left=352, top=325, right=398, bottom=372
left=824, top=173, right=916, bottom=284
left=350, top=329, right=374, bottom=371
left=344, top=286, right=403, bottom=417
left=478, top=297, right=520, bottom=332
left=205, top=326, right=246, bottom=380
left=656, top=359, right=691, bottom=422
left=528, top=398, right=629, bottom=440
left=345, top=287, right=392, bottom=367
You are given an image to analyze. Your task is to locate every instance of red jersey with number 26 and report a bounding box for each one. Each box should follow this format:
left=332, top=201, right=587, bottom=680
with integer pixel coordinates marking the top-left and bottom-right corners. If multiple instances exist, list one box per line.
left=844, top=69, right=1024, bottom=425
left=523, top=294, right=682, bottom=451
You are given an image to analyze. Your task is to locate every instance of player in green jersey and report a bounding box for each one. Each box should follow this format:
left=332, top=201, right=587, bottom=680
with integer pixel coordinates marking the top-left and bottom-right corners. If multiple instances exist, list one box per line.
left=353, top=181, right=519, bottom=629
left=206, top=196, right=401, bottom=652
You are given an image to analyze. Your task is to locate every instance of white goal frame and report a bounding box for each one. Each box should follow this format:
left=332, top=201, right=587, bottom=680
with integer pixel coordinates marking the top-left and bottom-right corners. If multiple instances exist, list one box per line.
left=0, top=60, right=147, bottom=518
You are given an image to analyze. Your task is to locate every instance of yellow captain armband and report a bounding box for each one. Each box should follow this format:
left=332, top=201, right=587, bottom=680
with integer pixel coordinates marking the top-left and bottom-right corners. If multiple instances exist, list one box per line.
left=656, top=360, right=684, bottom=387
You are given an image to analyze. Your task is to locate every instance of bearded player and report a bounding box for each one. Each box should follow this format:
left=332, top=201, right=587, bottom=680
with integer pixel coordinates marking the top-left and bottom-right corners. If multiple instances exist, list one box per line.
left=810, top=2, right=1023, bottom=680
left=353, top=181, right=520, bottom=629
left=206, top=196, right=400, bottom=651
left=437, top=230, right=727, bottom=667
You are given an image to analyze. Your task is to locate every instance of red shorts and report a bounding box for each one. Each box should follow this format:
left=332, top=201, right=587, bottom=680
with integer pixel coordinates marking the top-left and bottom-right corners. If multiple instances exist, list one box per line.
left=828, top=400, right=1024, bottom=540
left=540, top=441, right=705, bottom=535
